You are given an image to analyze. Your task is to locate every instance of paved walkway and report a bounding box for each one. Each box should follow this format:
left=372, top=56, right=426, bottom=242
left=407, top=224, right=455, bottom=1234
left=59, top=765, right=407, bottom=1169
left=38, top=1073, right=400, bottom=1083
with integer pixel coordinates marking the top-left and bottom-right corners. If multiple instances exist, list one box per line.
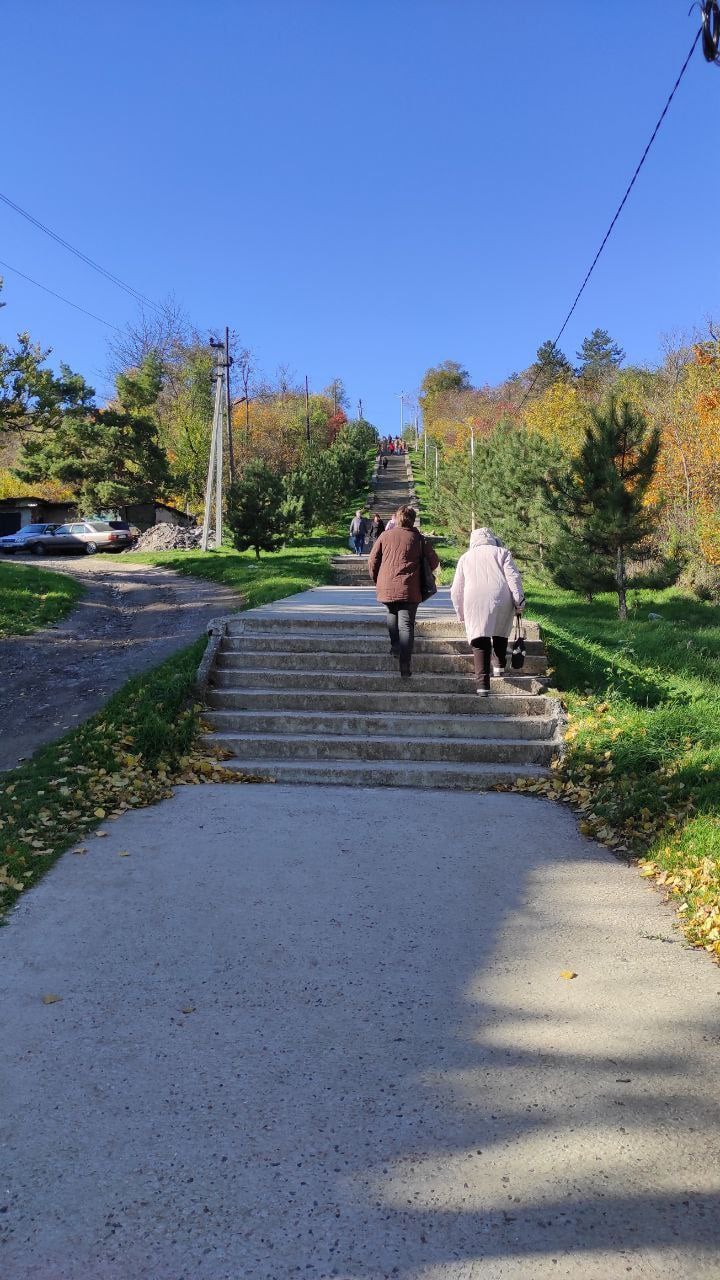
left=2, top=783, right=719, bottom=1278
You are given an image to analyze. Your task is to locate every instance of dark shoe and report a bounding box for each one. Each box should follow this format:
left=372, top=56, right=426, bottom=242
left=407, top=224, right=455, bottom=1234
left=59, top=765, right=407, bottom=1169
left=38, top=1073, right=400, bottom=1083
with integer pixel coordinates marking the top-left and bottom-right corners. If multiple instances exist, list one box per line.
left=390, top=645, right=400, bottom=658
left=400, top=664, right=412, bottom=679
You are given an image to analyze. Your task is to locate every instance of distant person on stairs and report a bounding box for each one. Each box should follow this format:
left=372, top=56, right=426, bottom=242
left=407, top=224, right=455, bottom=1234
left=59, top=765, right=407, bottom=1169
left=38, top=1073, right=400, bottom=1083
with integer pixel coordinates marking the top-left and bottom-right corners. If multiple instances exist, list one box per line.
left=349, top=510, right=368, bottom=556
left=369, top=513, right=385, bottom=547
left=451, top=527, right=525, bottom=697
left=368, top=506, right=439, bottom=680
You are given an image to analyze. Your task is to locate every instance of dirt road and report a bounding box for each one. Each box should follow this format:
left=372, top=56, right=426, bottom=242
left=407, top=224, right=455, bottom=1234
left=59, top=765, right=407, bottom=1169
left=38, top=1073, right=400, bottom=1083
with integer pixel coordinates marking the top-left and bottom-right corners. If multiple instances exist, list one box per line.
left=0, top=556, right=240, bottom=772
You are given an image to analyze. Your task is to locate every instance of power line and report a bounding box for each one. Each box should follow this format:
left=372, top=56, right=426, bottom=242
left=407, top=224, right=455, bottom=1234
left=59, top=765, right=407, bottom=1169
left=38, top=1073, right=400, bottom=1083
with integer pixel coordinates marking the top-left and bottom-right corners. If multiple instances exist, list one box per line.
left=0, top=189, right=162, bottom=314
left=0, top=256, right=121, bottom=331
left=520, top=24, right=703, bottom=407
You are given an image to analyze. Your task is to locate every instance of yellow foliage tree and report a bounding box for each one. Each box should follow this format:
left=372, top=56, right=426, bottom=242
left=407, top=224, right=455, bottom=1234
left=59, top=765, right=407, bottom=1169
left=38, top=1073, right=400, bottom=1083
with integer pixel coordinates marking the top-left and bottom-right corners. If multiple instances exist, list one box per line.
left=522, top=380, right=590, bottom=453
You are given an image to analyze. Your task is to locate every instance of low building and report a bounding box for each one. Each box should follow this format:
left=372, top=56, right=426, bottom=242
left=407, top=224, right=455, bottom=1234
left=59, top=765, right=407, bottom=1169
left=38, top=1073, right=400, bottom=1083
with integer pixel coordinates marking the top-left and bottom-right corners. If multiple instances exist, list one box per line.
left=0, top=496, right=195, bottom=536
left=120, top=502, right=195, bottom=531
left=0, top=496, right=76, bottom=536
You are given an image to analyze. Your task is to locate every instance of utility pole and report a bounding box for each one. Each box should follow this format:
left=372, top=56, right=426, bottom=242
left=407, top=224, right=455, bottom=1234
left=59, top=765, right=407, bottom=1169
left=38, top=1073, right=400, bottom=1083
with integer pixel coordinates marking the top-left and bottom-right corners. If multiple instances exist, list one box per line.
left=470, top=420, right=476, bottom=530
left=201, top=338, right=230, bottom=551
left=305, top=375, right=311, bottom=445
left=225, top=326, right=235, bottom=485
left=395, top=390, right=405, bottom=441
left=434, top=444, right=439, bottom=495
left=358, top=398, right=363, bottom=420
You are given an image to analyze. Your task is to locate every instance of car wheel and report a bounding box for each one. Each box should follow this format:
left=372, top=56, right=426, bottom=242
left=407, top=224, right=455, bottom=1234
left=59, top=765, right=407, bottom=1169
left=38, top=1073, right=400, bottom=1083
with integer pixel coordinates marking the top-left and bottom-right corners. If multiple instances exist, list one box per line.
left=85, top=541, right=98, bottom=555
left=30, top=543, right=44, bottom=556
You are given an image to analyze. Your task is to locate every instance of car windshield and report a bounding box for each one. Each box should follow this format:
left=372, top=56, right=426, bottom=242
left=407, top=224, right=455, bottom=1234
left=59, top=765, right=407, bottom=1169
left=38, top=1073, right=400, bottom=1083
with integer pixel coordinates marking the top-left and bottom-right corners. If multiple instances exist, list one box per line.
left=17, top=526, right=45, bottom=536
left=87, top=521, right=111, bottom=531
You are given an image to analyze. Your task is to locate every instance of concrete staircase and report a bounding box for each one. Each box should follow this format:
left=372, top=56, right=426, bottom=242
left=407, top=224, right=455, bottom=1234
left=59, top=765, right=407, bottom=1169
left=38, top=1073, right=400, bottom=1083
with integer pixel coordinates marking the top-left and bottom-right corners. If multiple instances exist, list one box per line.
left=201, top=589, right=562, bottom=791
left=331, top=451, right=414, bottom=587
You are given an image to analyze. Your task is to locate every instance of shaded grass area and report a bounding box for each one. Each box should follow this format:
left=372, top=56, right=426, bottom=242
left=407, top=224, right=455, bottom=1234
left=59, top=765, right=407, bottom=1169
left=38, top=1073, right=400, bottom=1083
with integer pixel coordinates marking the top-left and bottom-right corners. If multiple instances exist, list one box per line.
left=0, top=561, right=84, bottom=638
left=524, top=581, right=720, bottom=959
left=0, top=538, right=338, bottom=919
left=126, top=536, right=339, bottom=607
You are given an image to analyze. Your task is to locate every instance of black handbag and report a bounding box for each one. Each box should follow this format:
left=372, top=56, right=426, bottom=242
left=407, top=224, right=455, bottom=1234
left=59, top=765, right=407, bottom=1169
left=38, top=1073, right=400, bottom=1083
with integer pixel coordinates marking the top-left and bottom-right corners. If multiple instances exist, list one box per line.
left=510, top=614, right=526, bottom=669
left=419, top=535, right=438, bottom=602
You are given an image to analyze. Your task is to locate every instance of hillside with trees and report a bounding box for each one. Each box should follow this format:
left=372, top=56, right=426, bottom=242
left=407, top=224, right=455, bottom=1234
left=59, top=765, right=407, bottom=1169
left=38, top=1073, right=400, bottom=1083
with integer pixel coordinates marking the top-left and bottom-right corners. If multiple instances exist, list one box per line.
left=418, top=325, right=720, bottom=609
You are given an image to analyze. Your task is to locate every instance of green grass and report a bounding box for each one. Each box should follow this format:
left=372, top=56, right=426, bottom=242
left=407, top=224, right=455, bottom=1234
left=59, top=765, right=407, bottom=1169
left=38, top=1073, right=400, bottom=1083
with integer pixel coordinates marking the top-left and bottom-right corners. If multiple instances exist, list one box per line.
left=0, top=561, right=84, bottom=638
left=126, top=535, right=341, bottom=607
left=0, top=536, right=340, bottom=919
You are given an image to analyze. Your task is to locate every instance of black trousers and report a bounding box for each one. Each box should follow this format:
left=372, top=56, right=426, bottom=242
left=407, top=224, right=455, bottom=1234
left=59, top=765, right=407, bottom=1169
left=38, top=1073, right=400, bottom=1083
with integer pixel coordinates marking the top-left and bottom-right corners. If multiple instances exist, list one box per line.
left=470, top=635, right=509, bottom=687
left=384, top=602, right=418, bottom=668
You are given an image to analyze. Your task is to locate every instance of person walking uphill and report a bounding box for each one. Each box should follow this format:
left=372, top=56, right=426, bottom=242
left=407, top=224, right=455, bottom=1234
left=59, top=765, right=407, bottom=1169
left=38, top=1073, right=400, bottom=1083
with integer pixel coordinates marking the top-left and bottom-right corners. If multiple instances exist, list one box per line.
left=451, top=527, right=525, bottom=697
left=349, top=511, right=368, bottom=556
left=368, top=506, right=439, bottom=679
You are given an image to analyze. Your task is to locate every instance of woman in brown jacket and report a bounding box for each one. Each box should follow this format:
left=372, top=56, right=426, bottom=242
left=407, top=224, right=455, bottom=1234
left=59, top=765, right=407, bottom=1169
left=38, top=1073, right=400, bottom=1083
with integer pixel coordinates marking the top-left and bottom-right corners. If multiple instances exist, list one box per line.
left=368, top=506, right=439, bottom=678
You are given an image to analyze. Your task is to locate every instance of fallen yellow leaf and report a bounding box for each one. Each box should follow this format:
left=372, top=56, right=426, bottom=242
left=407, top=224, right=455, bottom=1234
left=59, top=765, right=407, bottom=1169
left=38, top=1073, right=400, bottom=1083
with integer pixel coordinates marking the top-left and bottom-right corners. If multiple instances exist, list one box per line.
left=42, top=994, right=63, bottom=1005
left=559, top=970, right=578, bottom=980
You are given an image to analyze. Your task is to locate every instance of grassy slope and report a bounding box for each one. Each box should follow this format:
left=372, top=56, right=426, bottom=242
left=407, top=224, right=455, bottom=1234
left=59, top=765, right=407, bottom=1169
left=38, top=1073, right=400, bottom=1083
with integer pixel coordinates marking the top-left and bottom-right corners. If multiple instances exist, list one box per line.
left=411, top=448, right=720, bottom=956
left=0, top=538, right=337, bottom=919
left=126, top=537, right=339, bottom=607
left=0, top=561, right=84, bottom=638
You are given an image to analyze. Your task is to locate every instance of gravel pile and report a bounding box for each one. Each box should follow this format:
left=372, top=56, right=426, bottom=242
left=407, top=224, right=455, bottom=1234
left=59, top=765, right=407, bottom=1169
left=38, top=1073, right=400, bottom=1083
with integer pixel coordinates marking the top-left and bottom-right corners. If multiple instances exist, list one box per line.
left=131, top=523, right=212, bottom=552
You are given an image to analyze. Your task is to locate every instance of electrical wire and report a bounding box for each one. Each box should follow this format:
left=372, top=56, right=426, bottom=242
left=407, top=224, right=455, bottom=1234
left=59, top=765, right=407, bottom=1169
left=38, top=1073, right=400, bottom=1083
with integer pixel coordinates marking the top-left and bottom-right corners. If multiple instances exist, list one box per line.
left=520, top=25, right=703, bottom=407
left=0, top=190, right=162, bottom=314
left=0, top=256, right=121, bottom=331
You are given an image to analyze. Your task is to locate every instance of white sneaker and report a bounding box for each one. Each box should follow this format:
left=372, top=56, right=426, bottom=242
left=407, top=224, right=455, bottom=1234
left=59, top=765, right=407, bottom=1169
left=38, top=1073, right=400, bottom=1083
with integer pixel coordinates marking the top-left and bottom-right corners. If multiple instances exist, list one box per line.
left=476, top=687, right=490, bottom=698
left=492, top=664, right=506, bottom=677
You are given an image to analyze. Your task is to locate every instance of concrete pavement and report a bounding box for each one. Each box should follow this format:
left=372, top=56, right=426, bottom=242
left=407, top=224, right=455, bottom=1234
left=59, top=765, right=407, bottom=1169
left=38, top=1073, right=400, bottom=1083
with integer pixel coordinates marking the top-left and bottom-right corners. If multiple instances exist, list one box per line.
left=1, top=783, right=719, bottom=1279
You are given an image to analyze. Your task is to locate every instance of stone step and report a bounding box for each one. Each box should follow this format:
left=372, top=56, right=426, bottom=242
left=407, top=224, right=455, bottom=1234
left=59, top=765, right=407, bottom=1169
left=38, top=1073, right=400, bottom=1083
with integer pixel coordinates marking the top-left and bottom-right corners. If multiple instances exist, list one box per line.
left=216, top=649, right=549, bottom=676
left=203, top=731, right=555, bottom=766
left=229, top=616, right=542, bottom=641
left=214, top=758, right=551, bottom=791
left=203, top=708, right=559, bottom=741
left=220, top=633, right=546, bottom=656
left=207, top=688, right=551, bottom=716
left=211, top=668, right=547, bottom=694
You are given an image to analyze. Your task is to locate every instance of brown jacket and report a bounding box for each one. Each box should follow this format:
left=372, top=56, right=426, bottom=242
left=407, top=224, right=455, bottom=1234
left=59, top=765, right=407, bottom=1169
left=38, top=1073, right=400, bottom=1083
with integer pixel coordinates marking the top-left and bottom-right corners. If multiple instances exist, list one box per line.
left=368, top=527, right=440, bottom=604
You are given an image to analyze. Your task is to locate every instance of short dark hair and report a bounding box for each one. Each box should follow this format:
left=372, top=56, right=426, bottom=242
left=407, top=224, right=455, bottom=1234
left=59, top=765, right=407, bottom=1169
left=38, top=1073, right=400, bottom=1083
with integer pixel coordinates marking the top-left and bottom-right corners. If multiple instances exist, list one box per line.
left=397, top=506, right=416, bottom=528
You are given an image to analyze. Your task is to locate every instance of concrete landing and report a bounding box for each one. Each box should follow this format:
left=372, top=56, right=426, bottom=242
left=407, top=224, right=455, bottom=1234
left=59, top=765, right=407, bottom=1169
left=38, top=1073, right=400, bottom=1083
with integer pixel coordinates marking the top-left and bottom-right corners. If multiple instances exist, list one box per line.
left=1, top=784, right=719, bottom=1278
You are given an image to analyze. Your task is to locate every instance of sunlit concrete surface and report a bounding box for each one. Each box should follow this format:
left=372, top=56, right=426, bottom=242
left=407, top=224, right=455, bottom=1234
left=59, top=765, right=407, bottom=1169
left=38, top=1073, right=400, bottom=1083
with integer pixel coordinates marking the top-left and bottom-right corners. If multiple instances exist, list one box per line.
left=1, top=784, right=719, bottom=1278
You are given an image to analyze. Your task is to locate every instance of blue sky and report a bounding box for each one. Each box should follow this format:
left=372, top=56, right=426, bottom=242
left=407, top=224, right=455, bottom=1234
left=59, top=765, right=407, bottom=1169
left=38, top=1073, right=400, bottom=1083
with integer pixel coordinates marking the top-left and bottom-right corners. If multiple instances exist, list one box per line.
left=1, top=1, right=718, bottom=430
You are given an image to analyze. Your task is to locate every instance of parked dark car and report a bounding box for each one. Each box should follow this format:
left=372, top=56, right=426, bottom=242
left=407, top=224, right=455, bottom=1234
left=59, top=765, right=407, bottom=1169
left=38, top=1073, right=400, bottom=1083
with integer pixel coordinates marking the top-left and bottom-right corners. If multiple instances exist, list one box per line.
left=0, top=523, right=60, bottom=554
left=22, top=520, right=134, bottom=555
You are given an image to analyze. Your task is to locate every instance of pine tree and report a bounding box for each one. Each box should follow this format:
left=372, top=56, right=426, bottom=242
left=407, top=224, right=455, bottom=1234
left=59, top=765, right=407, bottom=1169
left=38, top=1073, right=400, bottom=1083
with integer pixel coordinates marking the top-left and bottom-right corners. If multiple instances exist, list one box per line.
left=544, top=397, right=663, bottom=618
left=226, top=460, right=288, bottom=558
left=15, top=354, right=170, bottom=513
left=576, top=329, right=625, bottom=382
left=529, top=340, right=574, bottom=391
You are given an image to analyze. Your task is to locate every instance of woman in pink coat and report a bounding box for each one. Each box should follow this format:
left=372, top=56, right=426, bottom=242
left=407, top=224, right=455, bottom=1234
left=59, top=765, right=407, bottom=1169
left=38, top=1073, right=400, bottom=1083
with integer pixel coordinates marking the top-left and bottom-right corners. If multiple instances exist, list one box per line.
left=451, top=527, right=525, bottom=697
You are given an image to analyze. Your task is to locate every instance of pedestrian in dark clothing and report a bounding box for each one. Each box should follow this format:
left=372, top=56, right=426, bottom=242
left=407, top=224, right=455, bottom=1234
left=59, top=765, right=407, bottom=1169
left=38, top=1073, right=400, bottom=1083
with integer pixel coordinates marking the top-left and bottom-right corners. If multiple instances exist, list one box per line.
left=370, top=513, right=385, bottom=544
left=368, top=506, right=439, bottom=679
left=382, top=456, right=388, bottom=471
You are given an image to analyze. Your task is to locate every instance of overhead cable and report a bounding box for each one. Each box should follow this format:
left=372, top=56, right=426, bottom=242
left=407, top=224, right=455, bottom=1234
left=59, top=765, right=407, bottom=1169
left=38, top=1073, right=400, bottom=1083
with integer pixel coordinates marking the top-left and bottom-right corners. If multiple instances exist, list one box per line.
left=0, top=190, right=161, bottom=314
left=0, top=257, right=121, bottom=331
left=520, top=25, right=703, bottom=407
